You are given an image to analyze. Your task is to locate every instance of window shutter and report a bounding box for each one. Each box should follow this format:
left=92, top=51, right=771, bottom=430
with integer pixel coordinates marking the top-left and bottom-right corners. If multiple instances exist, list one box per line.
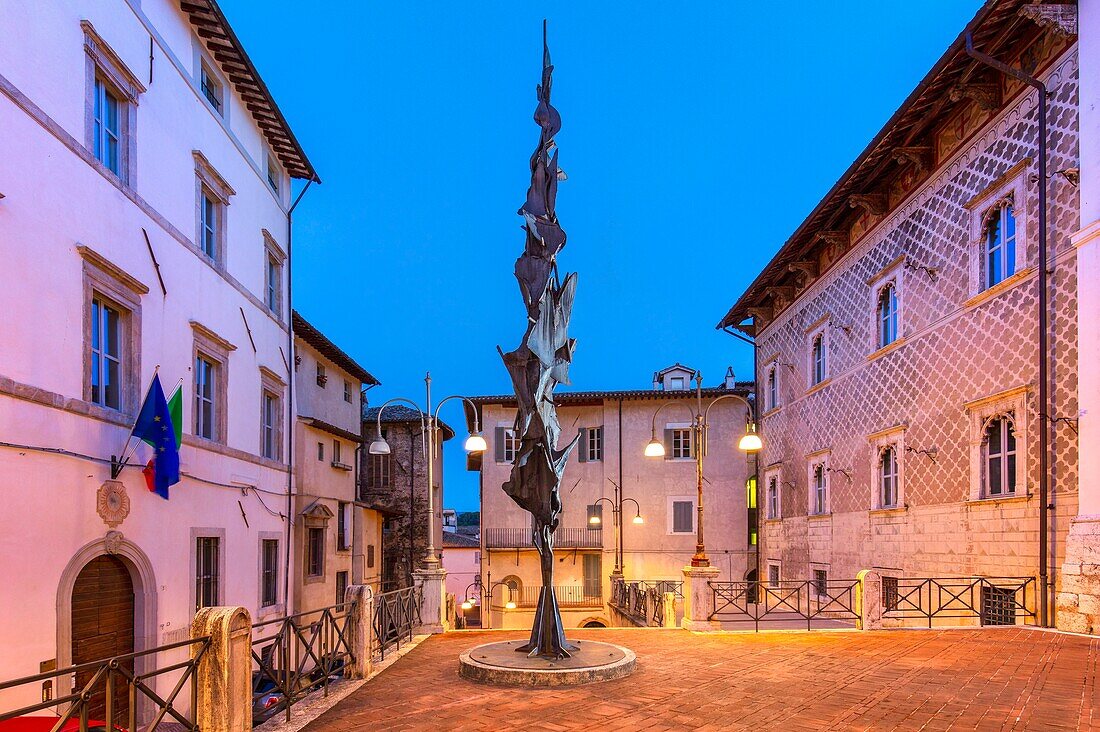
left=494, top=427, right=506, bottom=463
left=663, top=429, right=674, bottom=460
left=578, top=428, right=588, bottom=462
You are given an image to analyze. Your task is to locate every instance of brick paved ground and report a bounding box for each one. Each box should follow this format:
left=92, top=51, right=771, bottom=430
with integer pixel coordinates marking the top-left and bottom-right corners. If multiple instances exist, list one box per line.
left=303, top=627, right=1099, bottom=731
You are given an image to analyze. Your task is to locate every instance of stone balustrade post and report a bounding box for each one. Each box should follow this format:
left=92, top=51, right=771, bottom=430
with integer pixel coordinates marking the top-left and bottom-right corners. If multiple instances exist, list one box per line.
left=681, top=565, right=721, bottom=631
left=856, top=569, right=882, bottom=630
left=412, top=567, right=448, bottom=633
left=345, top=584, right=374, bottom=679
left=662, top=591, right=677, bottom=628
left=191, top=606, right=252, bottom=732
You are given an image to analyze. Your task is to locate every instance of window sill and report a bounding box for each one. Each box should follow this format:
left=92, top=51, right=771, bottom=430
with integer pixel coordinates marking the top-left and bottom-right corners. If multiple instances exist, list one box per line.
left=303, top=574, right=326, bottom=585
left=666, top=457, right=696, bottom=462
left=966, top=492, right=1031, bottom=507
left=805, top=379, right=832, bottom=397
left=807, top=513, right=832, bottom=522
left=867, top=338, right=906, bottom=363
left=762, top=406, right=782, bottom=419
left=964, top=267, right=1036, bottom=309
left=869, top=505, right=908, bottom=517
left=331, top=461, right=353, bottom=471
left=763, top=517, right=782, bottom=524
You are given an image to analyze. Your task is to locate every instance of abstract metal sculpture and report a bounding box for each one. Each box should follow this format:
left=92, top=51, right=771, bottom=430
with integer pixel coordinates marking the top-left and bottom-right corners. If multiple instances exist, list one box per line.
left=497, top=22, right=578, bottom=659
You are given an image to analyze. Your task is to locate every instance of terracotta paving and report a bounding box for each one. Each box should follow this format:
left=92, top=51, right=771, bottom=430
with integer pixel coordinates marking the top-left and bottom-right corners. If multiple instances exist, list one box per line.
left=302, top=627, right=1100, bottom=731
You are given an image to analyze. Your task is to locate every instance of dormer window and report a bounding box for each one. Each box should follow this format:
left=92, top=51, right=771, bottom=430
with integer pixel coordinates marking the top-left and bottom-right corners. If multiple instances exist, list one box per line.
left=984, top=200, right=1016, bottom=289
left=670, top=376, right=685, bottom=390
left=200, top=61, right=223, bottom=115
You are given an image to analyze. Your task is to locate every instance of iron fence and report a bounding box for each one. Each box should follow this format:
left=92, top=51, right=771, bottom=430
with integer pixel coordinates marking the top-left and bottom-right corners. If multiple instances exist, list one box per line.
left=483, top=527, right=603, bottom=548
left=0, top=635, right=210, bottom=731
left=374, top=585, right=422, bottom=661
left=881, top=576, right=1036, bottom=627
left=709, top=580, right=860, bottom=630
left=251, top=602, right=354, bottom=724
left=609, top=578, right=670, bottom=627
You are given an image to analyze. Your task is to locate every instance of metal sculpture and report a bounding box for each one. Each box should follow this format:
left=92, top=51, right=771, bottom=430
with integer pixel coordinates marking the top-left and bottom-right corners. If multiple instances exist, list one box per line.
left=498, top=22, right=578, bottom=659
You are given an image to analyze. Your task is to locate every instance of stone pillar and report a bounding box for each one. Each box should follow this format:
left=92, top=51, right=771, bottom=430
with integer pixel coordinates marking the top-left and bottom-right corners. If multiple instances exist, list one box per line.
left=1061, top=0, right=1100, bottom=635
left=856, top=569, right=882, bottom=631
left=191, top=607, right=252, bottom=732
left=662, top=591, right=677, bottom=628
left=345, top=585, right=374, bottom=679
left=680, top=565, right=721, bottom=631
left=412, top=566, right=448, bottom=633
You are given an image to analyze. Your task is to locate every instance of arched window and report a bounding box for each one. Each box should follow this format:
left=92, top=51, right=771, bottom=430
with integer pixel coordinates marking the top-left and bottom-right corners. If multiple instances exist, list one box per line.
left=767, top=366, right=778, bottom=410
left=877, top=283, right=898, bottom=348
left=811, top=334, right=826, bottom=386
left=880, top=446, right=898, bottom=508
left=985, top=200, right=1017, bottom=288
left=984, top=414, right=1017, bottom=496
left=766, top=475, right=779, bottom=519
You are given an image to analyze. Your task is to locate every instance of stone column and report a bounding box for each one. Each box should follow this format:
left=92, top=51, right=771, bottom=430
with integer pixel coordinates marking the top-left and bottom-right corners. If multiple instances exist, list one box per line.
left=1060, top=0, right=1100, bottom=635
left=662, top=591, right=677, bottom=628
left=412, top=566, right=448, bottom=633
left=345, top=585, right=374, bottom=679
left=855, top=569, right=882, bottom=631
left=681, top=565, right=721, bottom=631
left=191, top=607, right=252, bottom=732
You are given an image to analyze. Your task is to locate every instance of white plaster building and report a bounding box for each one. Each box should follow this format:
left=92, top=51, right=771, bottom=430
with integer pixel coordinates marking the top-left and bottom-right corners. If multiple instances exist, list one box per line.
left=0, top=0, right=317, bottom=720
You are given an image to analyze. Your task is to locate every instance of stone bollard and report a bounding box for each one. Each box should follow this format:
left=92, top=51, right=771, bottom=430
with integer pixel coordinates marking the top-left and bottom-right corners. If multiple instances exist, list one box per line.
left=681, top=565, right=722, bottom=631
left=856, top=569, right=882, bottom=630
left=191, top=606, right=252, bottom=732
left=662, top=591, right=677, bottom=628
left=345, top=584, right=374, bottom=679
left=411, top=566, right=449, bottom=633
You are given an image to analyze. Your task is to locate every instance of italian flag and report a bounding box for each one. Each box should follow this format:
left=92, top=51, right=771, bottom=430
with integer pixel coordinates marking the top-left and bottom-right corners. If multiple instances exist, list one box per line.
left=144, top=384, right=183, bottom=496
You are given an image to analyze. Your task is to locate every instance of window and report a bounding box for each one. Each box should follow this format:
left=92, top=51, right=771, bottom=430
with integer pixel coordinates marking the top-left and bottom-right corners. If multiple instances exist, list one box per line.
left=670, top=376, right=686, bottom=390
left=877, top=283, right=898, bottom=348
left=344, top=380, right=352, bottom=403
left=768, top=564, right=780, bottom=587
left=200, top=62, right=223, bottom=114
left=984, top=414, right=1017, bottom=497
left=193, top=152, right=234, bottom=267
left=333, top=440, right=343, bottom=466
left=984, top=200, right=1017, bottom=289
left=266, top=154, right=281, bottom=193
left=367, top=544, right=375, bottom=569
left=93, top=78, right=121, bottom=174
left=586, top=504, right=603, bottom=528
left=337, top=501, right=350, bottom=551
left=746, top=476, right=757, bottom=509
left=882, top=576, right=899, bottom=611
left=265, top=253, right=280, bottom=312
left=583, top=554, right=601, bottom=599
left=766, top=366, right=778, bottom=410
left=195, top=355, right=217, bottom=440
left=811, top=332, right=827, bottom=386
left=336, top=571, right=348, bottom=608
left=90, top=296, right=122, bottom=410
left=195, top=537, right=219, bottom=611
left=199, top=189, right=219, bottom=260
left=766, top=475, right=779, bottom=519
left=670, top=427, right=693, bottom=459
left=307, top=527, right=325, bottom=577
left=813, top=569, right=828, bottom=598
left=262, top=390, right=280, bottom=460
left=810, top=462, right=828, bottom=515
left=880, top=446, right=898, bottom=508
left=261, top=539, right=278, bottom=607
left=366, top=452, right=393, bottom=489
left=671, top=499, right=694, bottom=534
left=83, top=22, right=142, bottom=184
left=588, top=427, right=603, bottom=462
left=496, top=427, right=519, bottom=463
left=317, top=442, right=324, bottom=461
left=316, top=362, right=327, bottom=387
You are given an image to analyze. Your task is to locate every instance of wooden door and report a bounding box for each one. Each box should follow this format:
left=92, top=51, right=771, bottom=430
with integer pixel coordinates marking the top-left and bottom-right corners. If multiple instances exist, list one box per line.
left=71, top=555, right=134, bottom=725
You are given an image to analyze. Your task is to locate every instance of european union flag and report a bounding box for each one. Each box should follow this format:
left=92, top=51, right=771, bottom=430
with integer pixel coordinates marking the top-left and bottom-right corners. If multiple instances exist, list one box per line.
left=133, top=374, right=180, bottom=500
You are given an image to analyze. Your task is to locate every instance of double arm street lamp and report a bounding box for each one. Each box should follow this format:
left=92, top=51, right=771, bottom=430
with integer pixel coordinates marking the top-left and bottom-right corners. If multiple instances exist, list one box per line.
left=589, top=483, right=643, bottom=576
left=644, top=372, right=762, bottom=568
left=368, top=372, right=486, bottom=570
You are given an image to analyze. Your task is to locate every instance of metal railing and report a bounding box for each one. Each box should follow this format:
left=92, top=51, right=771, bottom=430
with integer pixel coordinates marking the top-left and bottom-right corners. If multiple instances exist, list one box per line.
left=609, top=578, right=670, bottom=627
left=374, top=585, right=422, bottom=661
left=514, top=585, right=602, bottom=608
left=709, top=580, right=860, bottom=630
left=483, top=527, right=603, bottom=548
left=882, top=576, right=1036, bottom=627
left=251, top=602, right=354, bottom=724
left=0, top=635, right=210, bottom=731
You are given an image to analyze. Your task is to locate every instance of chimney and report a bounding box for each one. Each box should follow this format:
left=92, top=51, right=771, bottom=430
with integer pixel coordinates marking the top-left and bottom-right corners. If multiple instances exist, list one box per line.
left=724, top=366, right=736, bottom=389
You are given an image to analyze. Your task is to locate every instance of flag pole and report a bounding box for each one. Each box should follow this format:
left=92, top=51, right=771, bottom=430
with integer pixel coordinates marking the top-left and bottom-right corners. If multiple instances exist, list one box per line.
left=112, top=367, right=161, bottom=479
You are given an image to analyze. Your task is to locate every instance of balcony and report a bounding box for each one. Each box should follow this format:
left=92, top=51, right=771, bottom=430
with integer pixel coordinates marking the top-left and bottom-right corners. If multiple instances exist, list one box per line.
left=513, top=585, right=603, bottom=608
left=483, top=527, right=603, bottom=549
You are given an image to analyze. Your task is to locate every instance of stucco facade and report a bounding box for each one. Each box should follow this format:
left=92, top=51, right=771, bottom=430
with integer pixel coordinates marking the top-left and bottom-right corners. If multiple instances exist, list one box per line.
left=718, top=4, right=1081, bottom=628
left=0, top=0, right=316, bottom=715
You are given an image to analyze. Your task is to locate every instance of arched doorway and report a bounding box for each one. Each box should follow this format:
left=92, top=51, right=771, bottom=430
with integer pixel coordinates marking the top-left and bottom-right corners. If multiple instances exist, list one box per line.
left=71, top=555, right=134, bottom=725
left=745, top=569, right=759, bottom=604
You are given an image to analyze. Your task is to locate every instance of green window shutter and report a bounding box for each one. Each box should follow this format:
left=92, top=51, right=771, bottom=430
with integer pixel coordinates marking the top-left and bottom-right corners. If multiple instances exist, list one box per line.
left=578, top=428, right=588, bottom=462
left=494, top=427, right=506, bottom=462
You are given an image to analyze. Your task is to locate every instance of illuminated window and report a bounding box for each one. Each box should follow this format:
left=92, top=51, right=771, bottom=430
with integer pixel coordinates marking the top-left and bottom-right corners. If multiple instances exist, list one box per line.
left=983, top=414, right=1017, bottom=497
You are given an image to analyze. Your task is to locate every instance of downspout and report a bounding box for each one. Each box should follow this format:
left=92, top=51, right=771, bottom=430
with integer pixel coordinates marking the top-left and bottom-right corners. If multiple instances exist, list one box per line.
left=409, top=427, right=416, bottom=586
left=618, top=397, right=624, bottom=575
left=965, top=32, right=1050, bottom=627
left=283, top=175, right=316, bottom=613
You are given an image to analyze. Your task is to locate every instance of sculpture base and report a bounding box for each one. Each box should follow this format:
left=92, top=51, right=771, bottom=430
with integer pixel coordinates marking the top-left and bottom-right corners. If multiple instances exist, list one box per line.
left=459, top=639, right=635, bottom=686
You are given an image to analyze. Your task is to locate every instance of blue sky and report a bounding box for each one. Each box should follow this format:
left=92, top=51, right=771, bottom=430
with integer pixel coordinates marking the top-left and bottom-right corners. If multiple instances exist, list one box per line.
left=224, top=1, right=983, bottom=511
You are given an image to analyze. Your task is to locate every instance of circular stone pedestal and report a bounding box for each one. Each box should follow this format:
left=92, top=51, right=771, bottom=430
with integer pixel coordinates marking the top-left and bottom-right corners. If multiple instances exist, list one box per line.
left=459, top=639, right=636, bottom=686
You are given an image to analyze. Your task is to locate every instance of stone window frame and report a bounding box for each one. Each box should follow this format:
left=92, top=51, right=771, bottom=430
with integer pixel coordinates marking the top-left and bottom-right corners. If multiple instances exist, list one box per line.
left=965, top=159, right=1031, bottom=301
left=763, top=464, right=782, bottom=520
left=762, top=354, right=781, bottom=414
left=665, top=421, right=694, bottom=461
left=190, top=321, right=235, bottom=445
left=966, top=386, right=1030, bottom=501
left=189, top=527, right=226, bottom=618
left=806, top=449, right=831, bottom=516
left=667, top=494, right=696, bottom=535
left=193, top=150, right=235, bottom=269
left=259, top=366, right=285, bottom=462
left=262, top=229, right=286, bottom=320
left=868, top=425, right=906, bottom=511
left=305, top=526, right=327, bottom=583
left=257, top=532, right=284, bottom=616
left=78, top=246, right=146, bottom=417
left=867, top=255, right=906, bottom=357
left=82, top=21, right=144, bottom=187
left=811, top=566, right=829, bottom=599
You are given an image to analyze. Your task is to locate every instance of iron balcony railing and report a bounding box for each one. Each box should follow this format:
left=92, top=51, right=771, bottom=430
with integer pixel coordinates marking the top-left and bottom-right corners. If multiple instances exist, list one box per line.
left=882, top=576, right=1036, bottom=627
left=709, top=579, right=861, bottom=631
left=0, top=635, right=210, bottom=732
left=373, top=585, right=422, bottom=661
left=483, top=527, right=603, bottom=549
left=505, top=585, right=602, bottom=608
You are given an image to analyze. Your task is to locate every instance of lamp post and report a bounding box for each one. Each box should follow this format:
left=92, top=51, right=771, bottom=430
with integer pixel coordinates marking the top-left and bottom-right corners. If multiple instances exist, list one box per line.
left=589, top=485, right=643, bottom=576
left=643, top=372, right=761, bottom=568
left=368, top=372, right=486, bottom=569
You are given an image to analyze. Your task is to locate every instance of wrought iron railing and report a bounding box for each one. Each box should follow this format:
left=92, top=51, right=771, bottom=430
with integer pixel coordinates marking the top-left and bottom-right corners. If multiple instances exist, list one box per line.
left=251, top=602, right=354, bottom=724
left=514, top=585, right=602, bottom=608
left=709, top=580, right=860, bottom=630
left=609, top=578, right=673, bottom=626
left=0, top=635, right=210, bottom=731
left=881, top=576, right=1035, bottom=627
left=483, top=527, right=603, bottom=548
left=374, top=585, right=422, bottom=661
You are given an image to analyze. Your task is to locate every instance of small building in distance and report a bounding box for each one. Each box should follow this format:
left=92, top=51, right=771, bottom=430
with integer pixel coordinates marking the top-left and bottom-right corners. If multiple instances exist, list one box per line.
left=443, top=531, right=482, bottom=627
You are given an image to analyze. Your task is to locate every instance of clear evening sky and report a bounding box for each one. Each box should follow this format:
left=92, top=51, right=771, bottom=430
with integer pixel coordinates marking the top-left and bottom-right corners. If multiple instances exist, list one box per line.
left=223, top=1, right=983, bottom=511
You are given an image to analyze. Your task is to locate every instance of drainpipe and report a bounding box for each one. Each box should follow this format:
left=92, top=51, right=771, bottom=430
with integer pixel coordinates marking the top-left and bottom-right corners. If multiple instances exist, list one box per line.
left=283, top=176, right=317, bottom=613
left=618, top=397, right=624, bottom=576
left=965, top=32, right=1050, bottom=628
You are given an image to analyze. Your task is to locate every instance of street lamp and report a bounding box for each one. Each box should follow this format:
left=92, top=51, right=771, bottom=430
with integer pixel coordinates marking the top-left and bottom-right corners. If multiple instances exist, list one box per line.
left=591, top=486, right=643, bottom=576
left=643, top=372, right=761, bottom=568
left=368, top=372, right=486, bottom=569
